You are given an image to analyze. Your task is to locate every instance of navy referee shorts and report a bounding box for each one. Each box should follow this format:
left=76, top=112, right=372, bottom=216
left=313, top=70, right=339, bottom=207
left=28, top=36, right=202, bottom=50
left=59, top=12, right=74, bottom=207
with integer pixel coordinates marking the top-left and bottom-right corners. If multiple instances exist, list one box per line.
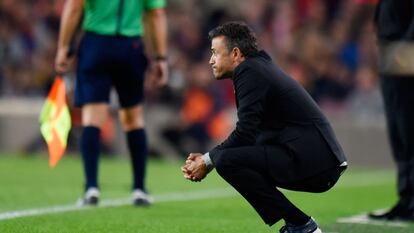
left=75, top=32, right=148, bottom=108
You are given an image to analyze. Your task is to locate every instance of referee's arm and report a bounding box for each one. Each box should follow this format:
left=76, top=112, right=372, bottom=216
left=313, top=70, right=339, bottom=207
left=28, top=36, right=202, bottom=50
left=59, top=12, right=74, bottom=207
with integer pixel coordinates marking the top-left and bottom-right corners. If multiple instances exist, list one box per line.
left=144, top=8, right=167, bottom=60
left=144, top=8, right=168, bottom=87
left=56, top=0, right=84, bottom=73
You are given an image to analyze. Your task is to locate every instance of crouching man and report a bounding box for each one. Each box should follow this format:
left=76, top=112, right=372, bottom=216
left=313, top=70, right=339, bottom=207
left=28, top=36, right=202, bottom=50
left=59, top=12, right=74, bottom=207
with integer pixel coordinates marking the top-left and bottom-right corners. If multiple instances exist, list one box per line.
left=181, top=22, right=347, bottom=233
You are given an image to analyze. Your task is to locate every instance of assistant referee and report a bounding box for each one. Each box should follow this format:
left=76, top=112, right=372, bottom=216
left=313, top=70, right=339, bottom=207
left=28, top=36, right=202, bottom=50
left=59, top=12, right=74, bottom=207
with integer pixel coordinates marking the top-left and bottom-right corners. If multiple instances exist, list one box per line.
left=55, top=0, right=168, bottom=206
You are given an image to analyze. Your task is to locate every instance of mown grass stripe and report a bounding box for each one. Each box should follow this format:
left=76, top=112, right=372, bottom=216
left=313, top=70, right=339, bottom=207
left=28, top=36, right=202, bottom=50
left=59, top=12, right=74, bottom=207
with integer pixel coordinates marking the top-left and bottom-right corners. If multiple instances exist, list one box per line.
left=0, top=188, right=236, bottom=221
left=337, top=212, right=408, bottom=227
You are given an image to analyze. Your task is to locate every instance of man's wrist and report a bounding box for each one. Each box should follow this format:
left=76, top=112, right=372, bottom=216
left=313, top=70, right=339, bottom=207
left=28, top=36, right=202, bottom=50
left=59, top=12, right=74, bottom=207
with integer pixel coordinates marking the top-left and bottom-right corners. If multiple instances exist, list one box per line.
left=201, top=152, right=214, bottom=170
left=58, top=44, right=70, bottom=50
left=153, top=55, right=167, bottom=61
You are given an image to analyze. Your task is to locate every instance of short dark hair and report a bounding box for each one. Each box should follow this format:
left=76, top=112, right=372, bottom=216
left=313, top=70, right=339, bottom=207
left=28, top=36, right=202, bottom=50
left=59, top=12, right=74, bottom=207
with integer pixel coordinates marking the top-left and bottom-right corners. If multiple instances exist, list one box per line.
left=208, top=21, right=259, bottom=57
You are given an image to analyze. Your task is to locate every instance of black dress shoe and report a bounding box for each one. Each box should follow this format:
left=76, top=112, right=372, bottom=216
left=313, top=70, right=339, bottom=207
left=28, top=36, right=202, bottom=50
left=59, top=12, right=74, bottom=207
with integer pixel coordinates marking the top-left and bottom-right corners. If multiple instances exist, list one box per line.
left=279, top=218, right=322, bottom=233
left=369, top=203, right=414, bottom=221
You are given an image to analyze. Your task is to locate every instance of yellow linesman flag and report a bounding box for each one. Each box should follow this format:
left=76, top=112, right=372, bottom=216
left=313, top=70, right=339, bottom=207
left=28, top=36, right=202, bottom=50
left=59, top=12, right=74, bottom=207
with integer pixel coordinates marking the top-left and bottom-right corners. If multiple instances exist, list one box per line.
left=39, top=77, right=71, bottom=168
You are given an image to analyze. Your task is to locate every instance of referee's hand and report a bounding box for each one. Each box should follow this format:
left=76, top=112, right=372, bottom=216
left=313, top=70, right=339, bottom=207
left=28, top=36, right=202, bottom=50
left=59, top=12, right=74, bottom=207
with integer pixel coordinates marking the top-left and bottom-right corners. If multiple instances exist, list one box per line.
left=55, top=46, right=74, bottom=74
left=149, top=59, right=168, bottom=88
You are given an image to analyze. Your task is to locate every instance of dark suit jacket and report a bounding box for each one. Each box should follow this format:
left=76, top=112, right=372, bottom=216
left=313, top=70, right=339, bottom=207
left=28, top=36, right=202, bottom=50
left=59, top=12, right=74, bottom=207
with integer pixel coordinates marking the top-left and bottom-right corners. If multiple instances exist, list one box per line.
left=375, top=0, right=414, bottom=41
left=209, top=51, right=346, bottom=179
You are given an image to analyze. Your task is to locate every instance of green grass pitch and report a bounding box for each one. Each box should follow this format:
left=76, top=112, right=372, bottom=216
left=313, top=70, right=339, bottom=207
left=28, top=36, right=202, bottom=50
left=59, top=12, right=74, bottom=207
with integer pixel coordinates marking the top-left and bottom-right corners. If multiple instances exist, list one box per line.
left=0, top=154, right=412, bottom=233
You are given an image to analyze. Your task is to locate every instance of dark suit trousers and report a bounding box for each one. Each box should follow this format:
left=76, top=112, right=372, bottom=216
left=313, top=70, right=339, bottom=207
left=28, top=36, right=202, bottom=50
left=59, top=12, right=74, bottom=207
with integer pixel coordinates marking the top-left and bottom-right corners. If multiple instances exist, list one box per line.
left=214, top=146, right=344, bottom=226
left=380, top=74, right=414, bottom=208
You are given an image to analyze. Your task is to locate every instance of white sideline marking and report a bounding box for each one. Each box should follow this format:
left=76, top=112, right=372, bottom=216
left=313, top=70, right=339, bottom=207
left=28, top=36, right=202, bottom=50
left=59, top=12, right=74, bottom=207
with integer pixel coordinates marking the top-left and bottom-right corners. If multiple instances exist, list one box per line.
left=337, top=212, right=408, bottom=227
left=0, top=188, right=236, bottom=221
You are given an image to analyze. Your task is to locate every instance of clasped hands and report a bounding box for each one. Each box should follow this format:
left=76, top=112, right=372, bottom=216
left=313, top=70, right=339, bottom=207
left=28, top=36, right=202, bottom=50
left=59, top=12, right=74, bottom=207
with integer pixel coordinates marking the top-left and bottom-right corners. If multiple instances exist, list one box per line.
left=181, top=153, right=208, bottom=182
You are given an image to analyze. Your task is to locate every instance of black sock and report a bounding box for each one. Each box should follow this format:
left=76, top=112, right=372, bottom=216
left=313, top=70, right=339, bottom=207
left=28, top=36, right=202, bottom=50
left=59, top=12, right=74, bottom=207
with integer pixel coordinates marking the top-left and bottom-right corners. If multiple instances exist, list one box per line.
left=127, top=129, right=148, bottom=191
left=284, top=207, right=310, bottom=226
left=81, top=126, right=101, bottom=190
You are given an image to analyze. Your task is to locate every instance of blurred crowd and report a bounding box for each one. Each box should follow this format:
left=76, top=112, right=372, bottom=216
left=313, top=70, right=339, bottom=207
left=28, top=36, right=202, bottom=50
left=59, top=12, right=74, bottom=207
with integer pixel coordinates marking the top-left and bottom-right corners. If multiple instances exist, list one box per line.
left=0, top=0, right=383, bottom=156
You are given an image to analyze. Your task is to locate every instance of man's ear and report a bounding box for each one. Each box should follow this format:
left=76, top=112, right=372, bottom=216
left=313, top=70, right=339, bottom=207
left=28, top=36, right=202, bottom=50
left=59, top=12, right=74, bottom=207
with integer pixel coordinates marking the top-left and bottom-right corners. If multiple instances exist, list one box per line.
left=232, top=47, right=242, bottom=59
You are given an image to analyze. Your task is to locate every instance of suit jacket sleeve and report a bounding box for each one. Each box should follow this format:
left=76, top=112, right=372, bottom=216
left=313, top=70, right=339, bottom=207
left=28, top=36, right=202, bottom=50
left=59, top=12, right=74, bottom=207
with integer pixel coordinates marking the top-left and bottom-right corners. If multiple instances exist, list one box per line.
left=209, top=64, right=265, bottom=163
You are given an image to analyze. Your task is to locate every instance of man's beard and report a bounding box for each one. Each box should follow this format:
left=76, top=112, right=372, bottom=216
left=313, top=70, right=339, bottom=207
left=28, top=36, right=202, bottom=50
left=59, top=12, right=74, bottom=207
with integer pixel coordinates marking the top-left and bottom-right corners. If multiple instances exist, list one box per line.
left=216, top=70, right=233, bottom=80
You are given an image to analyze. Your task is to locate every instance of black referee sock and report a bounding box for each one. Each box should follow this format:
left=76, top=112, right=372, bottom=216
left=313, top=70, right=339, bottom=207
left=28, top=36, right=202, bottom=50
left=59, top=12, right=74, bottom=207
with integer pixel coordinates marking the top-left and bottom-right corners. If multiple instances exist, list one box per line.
left=126, top=129, right=148, bottom=191
left=81, top=126, right=101, bottom=190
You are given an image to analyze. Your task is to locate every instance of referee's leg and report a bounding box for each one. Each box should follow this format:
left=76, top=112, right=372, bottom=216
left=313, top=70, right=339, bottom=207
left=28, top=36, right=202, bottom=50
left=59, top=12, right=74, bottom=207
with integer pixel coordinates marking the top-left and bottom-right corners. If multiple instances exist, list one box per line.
left=119, top=105, right=149, bottom=194
left=81, top=103, right=109, bottom=190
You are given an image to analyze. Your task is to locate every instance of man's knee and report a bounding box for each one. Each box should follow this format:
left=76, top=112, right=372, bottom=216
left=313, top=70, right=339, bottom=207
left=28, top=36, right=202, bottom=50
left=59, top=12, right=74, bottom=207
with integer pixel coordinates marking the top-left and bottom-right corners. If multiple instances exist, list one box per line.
left=120, top=115, right=145, bottom=130
left=82, top=103, right=109, bottom=127
left=119, top=105, right=145, bottom=131
left=214, top=150, right=237, bottom=177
